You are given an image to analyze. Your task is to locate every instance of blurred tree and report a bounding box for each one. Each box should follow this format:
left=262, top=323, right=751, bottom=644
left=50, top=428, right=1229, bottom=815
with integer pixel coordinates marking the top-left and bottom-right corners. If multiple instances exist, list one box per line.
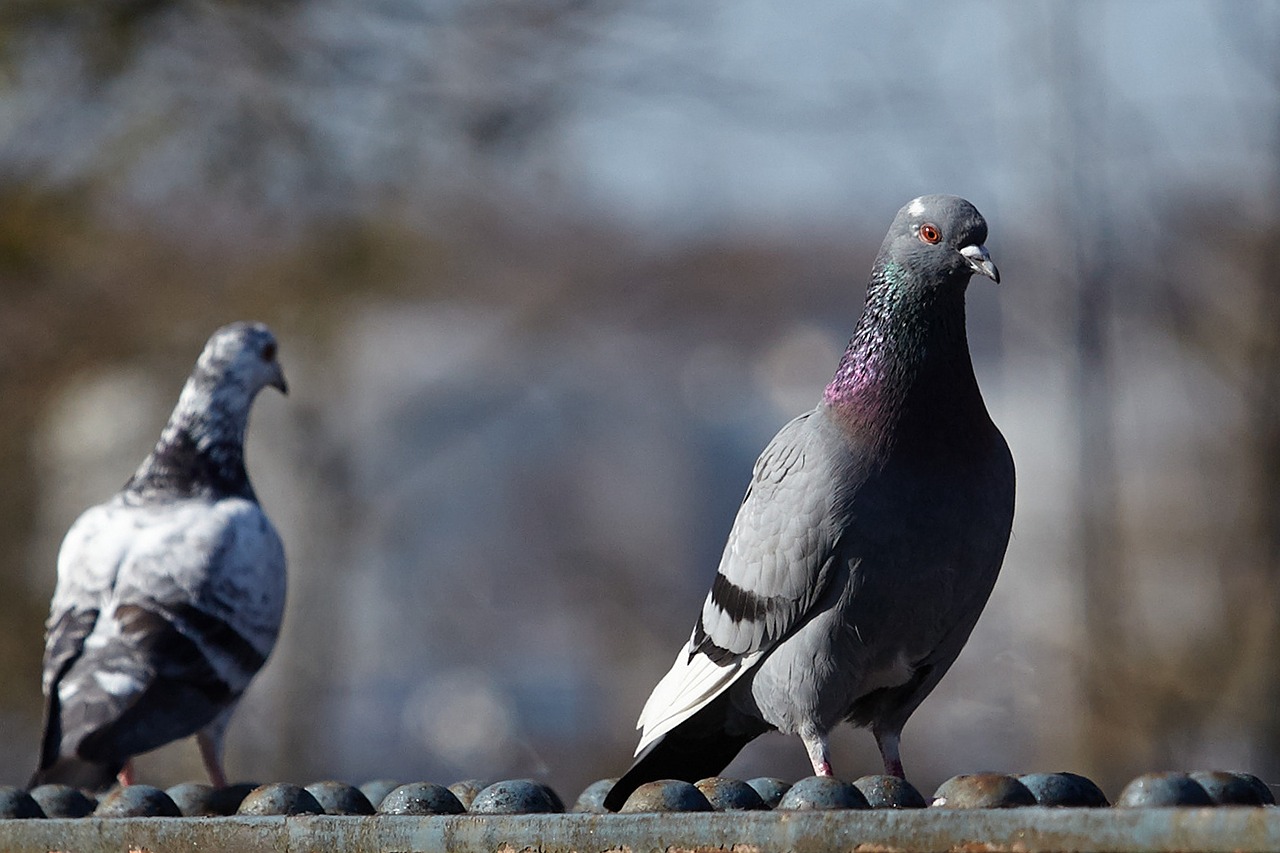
left=1050, top=2, right=1280, bottom=788
left=0, top=0, right=634, bottom=239
left=1045, top=2, right=1131, bottom=786
left=1222, top=5, right=1280, bottom=780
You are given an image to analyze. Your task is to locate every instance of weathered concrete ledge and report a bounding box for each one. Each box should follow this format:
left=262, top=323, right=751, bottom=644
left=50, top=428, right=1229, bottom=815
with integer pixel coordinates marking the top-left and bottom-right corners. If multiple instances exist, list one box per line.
left=1, top=808, right=1279, bottom=853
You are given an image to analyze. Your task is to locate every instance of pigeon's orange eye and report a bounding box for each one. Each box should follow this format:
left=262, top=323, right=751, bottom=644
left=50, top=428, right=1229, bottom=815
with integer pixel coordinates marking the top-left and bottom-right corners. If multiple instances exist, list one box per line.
left=919, top=223, right=942, bottom=244
left=261, top=342, right=277, bottom=362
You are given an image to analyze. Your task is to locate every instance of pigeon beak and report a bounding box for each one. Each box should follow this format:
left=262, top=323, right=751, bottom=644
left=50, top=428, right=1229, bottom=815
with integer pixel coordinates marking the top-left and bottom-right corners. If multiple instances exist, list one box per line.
left=959, top=244, right=1000, bottom=284
left=269, top=365, right=289, bottom=396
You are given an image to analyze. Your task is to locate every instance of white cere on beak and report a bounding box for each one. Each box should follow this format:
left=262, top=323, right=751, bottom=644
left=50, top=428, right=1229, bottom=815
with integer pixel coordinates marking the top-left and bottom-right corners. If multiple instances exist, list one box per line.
left=959, top=243, right=1000, bottom=283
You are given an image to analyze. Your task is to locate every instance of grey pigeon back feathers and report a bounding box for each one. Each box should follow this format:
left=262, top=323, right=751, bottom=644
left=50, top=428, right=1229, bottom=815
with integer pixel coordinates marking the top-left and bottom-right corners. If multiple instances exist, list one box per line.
left=604, top=195, right=1014, bottom=811
left=34, top=322, right=288, bottom=790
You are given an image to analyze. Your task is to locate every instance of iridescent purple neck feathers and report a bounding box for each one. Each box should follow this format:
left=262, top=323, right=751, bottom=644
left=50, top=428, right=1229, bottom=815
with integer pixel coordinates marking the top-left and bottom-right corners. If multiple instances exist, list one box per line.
left=822, top=259, right=976, bottom=437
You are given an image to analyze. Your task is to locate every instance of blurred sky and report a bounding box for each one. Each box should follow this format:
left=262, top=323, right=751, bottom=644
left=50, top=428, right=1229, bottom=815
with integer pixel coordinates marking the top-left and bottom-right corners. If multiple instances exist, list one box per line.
left=565, top=2, right=1270, bottom=234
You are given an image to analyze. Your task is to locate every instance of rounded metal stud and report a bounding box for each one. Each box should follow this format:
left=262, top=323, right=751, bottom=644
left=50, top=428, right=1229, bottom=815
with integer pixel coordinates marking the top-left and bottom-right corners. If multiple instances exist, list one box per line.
left=469, top=779, right=564, bottom=814
left=306, top=781, right=375, bottom=815
left=745, top=777, right=792, bottom=809
left=854, top=774, right=927, bottom=808
left=166, top=783, right=224, bottom=817
left=1018, top=772, right=1110, bottom=807
left=695, top=777, right=768, bottom=810
left=27, top=784, right=94, bottom=818
left=1115, top=773, right=1213, bottom=808
left=1231, top=773, right=1276, bottom=806
left=94, top=785, right=182, bottom=817
left=776, top=776, right=869, bottom=811
left=618, top=780, right=714, bottom=813
left=377, top=783, right=466, bottom=815
left=1190, top=771, right=1267, bottom=806
left=571, top=779, right=617, bottom=814
left=236, top=783, right=325, bottom=816
left=359, top=779, right=402, bottom=810
left=0, top=787, right=44, bottom=819
left=931, top=774, right=1036, bottom=808
left=448, top=779, right=490, bottom=809
left=211, top=783, right=257, bottom=815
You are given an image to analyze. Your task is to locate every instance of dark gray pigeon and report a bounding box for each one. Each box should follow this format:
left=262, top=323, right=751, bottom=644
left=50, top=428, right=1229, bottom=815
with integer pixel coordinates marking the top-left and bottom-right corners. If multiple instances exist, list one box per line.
left=31, top=322, right=289, bottom=791
left=604, top=195, right=1014, bottom=811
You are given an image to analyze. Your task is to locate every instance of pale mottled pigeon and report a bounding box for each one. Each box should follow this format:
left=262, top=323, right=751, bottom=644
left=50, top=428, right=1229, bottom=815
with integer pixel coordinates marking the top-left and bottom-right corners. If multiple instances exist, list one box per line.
left=31, top=322, right=288, bottom=791
left=604, top=196, right=1014, bottom=811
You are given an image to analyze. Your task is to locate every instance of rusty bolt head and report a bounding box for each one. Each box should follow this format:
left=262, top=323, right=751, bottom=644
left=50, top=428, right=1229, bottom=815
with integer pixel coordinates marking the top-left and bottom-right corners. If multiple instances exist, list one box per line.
left=1190, top=772, right=1269, bottom=806
left=854, top=774, right=927, bottom=808
left=695, top=777, right=768, bottom=810
left=618, top=780, right=714, bottom=813
left=931, top=774, right=1036, bottom=808
left=237, top=783, right=324, bottom=816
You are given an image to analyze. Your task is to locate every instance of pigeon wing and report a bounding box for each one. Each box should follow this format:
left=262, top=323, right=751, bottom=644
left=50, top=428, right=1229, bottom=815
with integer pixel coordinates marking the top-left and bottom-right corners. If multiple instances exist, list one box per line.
left=45, top=495, right=285, bottom=767
left=635, top=409, right=857, bottom=750
left=41, top=500, right=132, bottom=696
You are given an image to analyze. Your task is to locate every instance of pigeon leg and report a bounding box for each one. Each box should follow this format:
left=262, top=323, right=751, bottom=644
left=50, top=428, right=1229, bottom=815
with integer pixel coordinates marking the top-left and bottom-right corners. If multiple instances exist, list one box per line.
left=196, top=727, right=228, bottom=788
left=117, top=759, right=136, bottom=787
left=874, top=727, right=905, bottom=778
left=800, top=728, right=833, bottom=777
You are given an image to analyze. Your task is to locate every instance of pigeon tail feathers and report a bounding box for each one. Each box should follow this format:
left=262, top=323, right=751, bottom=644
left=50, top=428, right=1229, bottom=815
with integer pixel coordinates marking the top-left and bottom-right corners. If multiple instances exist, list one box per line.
left=634, top=641, right=758, bottom=754
left=29, top=754, right=121, bottom=792
left=604, top=692, right=767, bottom=812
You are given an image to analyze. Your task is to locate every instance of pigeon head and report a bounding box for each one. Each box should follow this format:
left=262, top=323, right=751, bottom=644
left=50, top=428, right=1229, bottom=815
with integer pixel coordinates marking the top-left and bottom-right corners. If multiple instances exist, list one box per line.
left=824, top=196, right=998, bottom=422
left=877, top=195, right=999, bottom=289
left=195, top=322, right=289, bottom=399
left=130, top=322, right=287, bottom=499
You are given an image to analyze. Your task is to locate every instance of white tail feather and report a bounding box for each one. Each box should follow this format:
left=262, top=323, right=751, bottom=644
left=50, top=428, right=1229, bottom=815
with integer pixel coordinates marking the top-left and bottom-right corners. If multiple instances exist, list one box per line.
left=633, top=639, right=759, bottom=755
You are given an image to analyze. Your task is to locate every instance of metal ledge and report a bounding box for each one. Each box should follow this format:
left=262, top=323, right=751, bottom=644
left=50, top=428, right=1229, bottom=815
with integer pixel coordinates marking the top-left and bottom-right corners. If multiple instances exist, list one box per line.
left=2, top=808, right=1280, bottom=853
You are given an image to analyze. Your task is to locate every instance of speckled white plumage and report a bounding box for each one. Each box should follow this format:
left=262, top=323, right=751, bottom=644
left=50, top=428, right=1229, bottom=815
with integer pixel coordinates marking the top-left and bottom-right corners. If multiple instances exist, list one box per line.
left=33, top=322, right=288, bottom=791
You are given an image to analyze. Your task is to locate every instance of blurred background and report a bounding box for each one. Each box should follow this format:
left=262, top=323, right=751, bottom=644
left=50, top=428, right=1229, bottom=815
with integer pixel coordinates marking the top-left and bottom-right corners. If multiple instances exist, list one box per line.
left=0, top=0, right=1277, bottom=801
